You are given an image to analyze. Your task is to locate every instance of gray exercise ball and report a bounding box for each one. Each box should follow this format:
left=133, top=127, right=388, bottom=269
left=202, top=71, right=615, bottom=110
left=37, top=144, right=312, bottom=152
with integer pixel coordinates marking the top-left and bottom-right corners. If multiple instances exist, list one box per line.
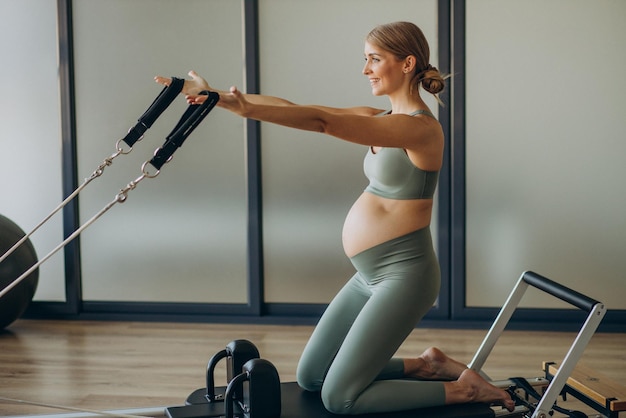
left=0, top=214, right=39, bottom=329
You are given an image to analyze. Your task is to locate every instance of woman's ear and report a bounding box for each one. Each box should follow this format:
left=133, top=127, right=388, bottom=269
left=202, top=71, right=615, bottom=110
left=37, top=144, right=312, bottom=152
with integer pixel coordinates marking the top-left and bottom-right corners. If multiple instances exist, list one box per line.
left=403, top=55, right=417, bottom=74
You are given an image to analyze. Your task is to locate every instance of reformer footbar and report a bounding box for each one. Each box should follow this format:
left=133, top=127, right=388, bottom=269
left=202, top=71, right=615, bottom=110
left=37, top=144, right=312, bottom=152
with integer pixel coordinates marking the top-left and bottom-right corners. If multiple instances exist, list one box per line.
left=468, top=271, right=607, bottom=418
left=0, top=77, right=184, bottom=269
left=0, top=88, right=219, bottom=301
left=167, top=271, right=609, bottom=418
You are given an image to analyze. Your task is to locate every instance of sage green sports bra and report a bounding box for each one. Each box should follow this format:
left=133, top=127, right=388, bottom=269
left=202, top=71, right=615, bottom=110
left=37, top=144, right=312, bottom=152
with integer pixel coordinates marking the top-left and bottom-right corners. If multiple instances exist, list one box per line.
left=363, top=109, right=439, bottom=200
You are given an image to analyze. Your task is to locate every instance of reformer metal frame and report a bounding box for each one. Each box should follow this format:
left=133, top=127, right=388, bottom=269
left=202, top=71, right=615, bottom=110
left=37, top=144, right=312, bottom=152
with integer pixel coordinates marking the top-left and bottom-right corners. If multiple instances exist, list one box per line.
left=468, top=271, right=607, bottom=418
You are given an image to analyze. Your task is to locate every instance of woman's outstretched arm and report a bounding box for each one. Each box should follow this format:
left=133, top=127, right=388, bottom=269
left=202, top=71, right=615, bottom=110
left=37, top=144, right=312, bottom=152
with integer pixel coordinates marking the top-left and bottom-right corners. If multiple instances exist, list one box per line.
left=155, top=70, right=295, bottom=106
left=220, top=85, right=440, bottom=151
left=155, top=70, right=382, bottom=116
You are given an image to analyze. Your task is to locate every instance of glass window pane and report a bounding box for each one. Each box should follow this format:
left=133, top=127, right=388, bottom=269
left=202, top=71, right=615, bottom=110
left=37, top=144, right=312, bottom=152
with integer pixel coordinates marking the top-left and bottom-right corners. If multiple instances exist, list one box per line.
left=0, top=0, right=65, bottom=301
left=74, top=0, right=247, bottom=303
left=466, top=0, right=626, bottom=309
left=260, top=0, right=439, bottom=303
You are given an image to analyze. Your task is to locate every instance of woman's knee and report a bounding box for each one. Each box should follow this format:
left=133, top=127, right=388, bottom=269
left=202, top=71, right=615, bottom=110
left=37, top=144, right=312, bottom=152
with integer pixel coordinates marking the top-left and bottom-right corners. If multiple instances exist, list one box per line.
left=320, top=378, right=356, bottom=415
left=296, top=362, right=322, bottom=392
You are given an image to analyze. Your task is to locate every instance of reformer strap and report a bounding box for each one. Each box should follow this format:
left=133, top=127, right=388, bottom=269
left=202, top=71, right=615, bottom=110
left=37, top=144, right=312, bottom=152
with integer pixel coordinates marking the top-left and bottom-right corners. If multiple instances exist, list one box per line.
left=150, top=90, right=220, bottom=170
left=0, top=89, right=220, bottom=301
left=0, top=78, right=184, bottom=267
left=122, top=77, right=185, bottom=147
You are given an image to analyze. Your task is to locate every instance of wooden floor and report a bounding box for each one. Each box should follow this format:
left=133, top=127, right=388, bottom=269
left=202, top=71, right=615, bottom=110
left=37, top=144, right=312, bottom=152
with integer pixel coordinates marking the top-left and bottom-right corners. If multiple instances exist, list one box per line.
left=0, top=319, right=624, bottom=417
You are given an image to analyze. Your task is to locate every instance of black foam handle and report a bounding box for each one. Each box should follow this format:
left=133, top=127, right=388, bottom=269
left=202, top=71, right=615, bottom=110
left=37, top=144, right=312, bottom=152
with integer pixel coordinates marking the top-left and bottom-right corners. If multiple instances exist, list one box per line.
left=205, top=349, right=227, bottom=402
left=139, top=77, right=185, bottom=128
left=522, top=271, right=600, bottom=312
left=224, top=372, right=248, bottom=418
left=150, top=90, right=219, bottom=170
left=224, top=359, right=281, bottom=418
left=121, top=77, right=184, bottom=147
left=226, top=339, right=260, bottom=401
left=122, top=124, right=148, bottom=148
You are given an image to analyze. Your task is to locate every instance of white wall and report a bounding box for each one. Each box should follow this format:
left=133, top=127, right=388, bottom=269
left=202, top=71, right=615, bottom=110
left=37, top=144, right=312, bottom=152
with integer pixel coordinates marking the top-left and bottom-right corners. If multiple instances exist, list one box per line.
left=465, top=0, right=626, bottom=309
left=0, top=0, right=65, bottom=301
left=72, top=0, right=248, bottom=303
left=2, top=0, right=623, bottom=311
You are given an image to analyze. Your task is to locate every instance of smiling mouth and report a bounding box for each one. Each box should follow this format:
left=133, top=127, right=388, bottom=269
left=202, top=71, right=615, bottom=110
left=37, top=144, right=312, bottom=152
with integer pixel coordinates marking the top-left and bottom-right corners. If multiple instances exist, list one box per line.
left=369, top=78, right=380, bottom=85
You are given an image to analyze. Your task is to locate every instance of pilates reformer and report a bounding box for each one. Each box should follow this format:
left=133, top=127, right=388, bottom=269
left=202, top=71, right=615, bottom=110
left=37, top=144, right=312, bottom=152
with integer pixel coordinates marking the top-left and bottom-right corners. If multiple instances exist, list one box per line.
left=165, top=271, right=618, bottom=418
left=0, top=78, right=219, bottom=324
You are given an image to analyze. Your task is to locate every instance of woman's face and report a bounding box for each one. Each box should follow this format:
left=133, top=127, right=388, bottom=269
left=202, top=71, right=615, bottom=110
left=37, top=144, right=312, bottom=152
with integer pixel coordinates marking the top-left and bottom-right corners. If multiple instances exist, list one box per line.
left=363, top=41, right=406, bottom=96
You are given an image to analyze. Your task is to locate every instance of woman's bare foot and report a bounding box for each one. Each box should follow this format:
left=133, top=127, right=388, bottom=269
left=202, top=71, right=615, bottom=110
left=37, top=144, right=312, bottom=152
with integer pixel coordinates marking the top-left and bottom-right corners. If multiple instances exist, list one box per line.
left=404, top=347, right=469, bottom=381
left=444, top=369, right=515, bottom=411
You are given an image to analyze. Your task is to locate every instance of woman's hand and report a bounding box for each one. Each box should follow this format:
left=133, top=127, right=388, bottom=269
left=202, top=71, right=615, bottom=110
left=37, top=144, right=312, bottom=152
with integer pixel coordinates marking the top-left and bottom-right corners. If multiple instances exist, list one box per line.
left=154, top=70, right=211, bottom=102
left=154, top=71, right=262, bottom=117
left=188, top=83, right=252, bottom=116
left=216, top=86, right=251, bottom=116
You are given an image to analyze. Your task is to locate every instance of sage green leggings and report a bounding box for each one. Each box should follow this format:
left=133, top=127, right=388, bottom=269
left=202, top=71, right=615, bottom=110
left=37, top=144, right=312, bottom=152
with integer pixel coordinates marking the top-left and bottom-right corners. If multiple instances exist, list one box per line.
left=296, top=227, right=444, bottom=415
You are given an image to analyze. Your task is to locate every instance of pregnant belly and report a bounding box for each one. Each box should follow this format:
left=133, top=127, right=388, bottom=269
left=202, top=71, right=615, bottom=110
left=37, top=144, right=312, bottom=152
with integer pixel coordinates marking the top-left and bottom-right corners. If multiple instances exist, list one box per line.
left=342, top=192, right=433, bottom=258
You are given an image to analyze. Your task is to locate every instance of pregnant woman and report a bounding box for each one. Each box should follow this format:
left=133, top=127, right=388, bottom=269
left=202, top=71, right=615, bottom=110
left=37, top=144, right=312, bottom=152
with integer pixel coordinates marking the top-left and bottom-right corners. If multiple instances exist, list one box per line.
left=157, top=20, right=513, bottom=416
